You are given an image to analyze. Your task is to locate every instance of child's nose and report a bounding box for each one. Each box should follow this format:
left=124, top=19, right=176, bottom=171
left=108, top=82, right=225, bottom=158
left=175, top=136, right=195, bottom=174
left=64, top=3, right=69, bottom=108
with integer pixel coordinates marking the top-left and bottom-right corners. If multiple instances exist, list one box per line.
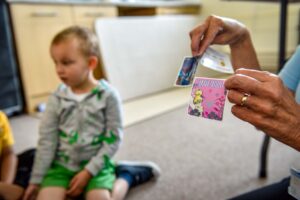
left=56, top=65, right=64, bottom=74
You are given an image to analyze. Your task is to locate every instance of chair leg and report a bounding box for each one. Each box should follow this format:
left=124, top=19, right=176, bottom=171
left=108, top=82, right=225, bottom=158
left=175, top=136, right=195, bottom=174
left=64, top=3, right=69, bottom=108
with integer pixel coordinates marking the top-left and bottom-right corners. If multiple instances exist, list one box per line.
left=259, top=134, right=271, bottom=178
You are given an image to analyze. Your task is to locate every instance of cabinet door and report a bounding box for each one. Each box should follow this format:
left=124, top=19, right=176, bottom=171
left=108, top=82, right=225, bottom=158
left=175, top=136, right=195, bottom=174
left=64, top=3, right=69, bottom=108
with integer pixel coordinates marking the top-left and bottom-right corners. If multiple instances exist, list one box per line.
left=156, top=6, right=201, bottom=15
left=73, top=5, right=117, bottom=30
left=118, top=6, right=201, bottom=16
left=10, top=4, right=74, bottom=113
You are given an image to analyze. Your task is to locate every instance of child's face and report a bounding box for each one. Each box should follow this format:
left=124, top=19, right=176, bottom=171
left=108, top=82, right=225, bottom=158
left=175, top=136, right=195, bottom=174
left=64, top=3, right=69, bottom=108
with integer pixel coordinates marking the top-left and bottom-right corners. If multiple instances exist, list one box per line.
left=50, top=38, right=91, bottom=89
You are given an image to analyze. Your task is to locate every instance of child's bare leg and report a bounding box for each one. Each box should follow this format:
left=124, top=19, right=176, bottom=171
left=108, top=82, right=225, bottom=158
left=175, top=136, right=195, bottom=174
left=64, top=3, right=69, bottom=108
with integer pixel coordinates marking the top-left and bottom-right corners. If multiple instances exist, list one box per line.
left=85, top=181, right=128, bottom=200
left=36, top=187, right=66, bottom=200
left=86, top=161, right=161, bottom=200
left=111, top=160, right=161, bottom=200
left=0, top=182, right=24, bottom=200
left=111, top=178, right=129, bottom=200
left=86, top=189, right=110, bottom=200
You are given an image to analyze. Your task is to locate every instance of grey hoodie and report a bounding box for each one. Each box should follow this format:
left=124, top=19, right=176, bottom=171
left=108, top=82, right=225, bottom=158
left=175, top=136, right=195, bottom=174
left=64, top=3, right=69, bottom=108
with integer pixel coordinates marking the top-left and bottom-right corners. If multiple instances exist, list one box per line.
left=30, top=80, right=123, bottom=184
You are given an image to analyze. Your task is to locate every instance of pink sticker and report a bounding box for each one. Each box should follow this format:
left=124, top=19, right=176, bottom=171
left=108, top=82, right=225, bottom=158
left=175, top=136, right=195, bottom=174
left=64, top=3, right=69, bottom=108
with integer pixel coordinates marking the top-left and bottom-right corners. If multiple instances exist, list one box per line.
left=188, top=77, right=227, bottom=121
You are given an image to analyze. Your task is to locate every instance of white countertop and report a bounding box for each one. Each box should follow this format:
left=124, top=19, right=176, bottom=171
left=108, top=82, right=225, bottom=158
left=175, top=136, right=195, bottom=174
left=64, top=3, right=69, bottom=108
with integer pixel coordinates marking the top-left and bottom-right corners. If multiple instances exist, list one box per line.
left=7, top=0, right=201, bottom=7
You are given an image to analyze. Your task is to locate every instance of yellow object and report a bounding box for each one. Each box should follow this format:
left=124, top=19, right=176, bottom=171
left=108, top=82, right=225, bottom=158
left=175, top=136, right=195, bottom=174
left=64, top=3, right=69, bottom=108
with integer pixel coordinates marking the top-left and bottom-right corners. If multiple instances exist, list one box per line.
left=193, top=90, right=203, bottom=105
left=0, top=111, right=14, bottom=156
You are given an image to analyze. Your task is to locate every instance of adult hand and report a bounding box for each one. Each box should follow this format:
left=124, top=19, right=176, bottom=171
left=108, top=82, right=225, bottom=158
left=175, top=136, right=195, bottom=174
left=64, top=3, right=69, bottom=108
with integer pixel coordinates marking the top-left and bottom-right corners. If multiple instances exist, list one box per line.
left=190, top=15, right=248, bottom=56
left=23, top=184, right=39, bottom=200
left=66, top=169, right=92, bottom=197
left=189, top=15, right=260, bottom=70
left=225, top=68, right=300, bottom=151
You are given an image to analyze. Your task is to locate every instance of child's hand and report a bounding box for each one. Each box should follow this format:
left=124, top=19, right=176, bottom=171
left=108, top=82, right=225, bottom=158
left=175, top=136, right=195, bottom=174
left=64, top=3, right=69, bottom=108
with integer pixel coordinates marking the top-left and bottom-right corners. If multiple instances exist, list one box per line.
left=23, top=184, right=39, bottom=200
left=66, top=169, right=92, bottom=197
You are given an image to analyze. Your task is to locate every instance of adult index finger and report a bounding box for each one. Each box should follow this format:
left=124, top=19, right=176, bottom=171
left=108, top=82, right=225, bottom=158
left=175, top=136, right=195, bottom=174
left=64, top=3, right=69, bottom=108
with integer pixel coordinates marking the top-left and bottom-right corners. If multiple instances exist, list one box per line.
left=235, top=68, right=276, bottom=82
left=225, top=73, right=264, bottom=96
left=197, top=17, right=223, bottom=55
left=190, top=20, right=209, bottom=56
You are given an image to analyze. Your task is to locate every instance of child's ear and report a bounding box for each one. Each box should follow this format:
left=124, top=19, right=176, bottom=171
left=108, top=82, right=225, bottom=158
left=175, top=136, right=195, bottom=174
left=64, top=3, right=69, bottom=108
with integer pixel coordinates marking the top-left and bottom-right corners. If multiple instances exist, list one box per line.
left=88, top=56, right=98, bottom=70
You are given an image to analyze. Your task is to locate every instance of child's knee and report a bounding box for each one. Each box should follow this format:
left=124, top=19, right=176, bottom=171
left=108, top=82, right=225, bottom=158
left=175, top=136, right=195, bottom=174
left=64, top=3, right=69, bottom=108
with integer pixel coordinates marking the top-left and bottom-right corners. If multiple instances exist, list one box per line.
left=37, top=187, right=66, bottom=200
left=86, top=189, right=111, bottom=200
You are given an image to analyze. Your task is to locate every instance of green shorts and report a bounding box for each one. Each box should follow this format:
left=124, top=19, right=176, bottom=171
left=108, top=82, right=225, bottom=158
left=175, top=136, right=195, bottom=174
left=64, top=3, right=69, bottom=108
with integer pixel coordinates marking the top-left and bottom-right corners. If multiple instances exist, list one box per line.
left=41, top=158, right=115, bottom=192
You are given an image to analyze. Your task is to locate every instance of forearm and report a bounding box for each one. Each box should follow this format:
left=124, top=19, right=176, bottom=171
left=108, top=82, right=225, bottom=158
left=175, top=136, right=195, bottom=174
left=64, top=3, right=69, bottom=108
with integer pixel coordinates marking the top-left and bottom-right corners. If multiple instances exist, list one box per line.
left=85, top=86, right=123, bottom=175
left=30, top=95, right=58, bottom=184
left=230, top=30, right=261, bottom=71
left=269, top=119, right=300, bottom=152
left=1, top=151, right=17, bottom=183
left=30, top=139, right=56, bottom=184
left=272, top=104, right=300, bottom=151
left=85, top=136, right=121, bottom=176
left=285, top=126, right=300, bottom=152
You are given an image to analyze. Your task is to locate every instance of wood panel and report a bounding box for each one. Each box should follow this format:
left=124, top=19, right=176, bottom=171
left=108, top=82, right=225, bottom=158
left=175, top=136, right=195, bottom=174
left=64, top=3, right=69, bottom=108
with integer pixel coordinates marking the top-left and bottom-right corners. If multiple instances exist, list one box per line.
left=10, top=4, right=74, bottom=112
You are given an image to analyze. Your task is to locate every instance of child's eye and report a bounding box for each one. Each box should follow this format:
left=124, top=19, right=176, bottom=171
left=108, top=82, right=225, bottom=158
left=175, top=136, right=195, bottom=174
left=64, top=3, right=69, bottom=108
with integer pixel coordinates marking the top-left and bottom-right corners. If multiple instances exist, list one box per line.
left=62, top=60, right=74, bottom=65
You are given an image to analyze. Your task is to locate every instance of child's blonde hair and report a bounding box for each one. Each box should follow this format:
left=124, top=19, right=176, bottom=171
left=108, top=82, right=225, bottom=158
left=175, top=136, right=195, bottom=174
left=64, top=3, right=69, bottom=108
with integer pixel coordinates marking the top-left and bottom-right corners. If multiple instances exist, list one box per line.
left=51, top=26, right=100, bottom=59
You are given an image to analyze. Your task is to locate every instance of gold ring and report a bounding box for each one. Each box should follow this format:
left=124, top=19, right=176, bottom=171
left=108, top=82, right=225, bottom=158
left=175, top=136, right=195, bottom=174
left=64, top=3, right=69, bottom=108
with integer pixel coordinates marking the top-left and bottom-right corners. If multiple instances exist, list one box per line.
left=240, top=94, right=249, bottom=106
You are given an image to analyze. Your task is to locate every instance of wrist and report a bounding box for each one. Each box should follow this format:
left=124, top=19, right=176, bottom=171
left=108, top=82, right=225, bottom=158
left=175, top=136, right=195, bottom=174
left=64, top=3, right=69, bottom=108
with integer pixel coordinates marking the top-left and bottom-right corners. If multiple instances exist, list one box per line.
left=229, top=28, right=251, bottom=50
left=30, top=183, right=39, bottom=187
left=292, top=108, right=300, bottom=151
left=83, top=169, right=93, bottom=179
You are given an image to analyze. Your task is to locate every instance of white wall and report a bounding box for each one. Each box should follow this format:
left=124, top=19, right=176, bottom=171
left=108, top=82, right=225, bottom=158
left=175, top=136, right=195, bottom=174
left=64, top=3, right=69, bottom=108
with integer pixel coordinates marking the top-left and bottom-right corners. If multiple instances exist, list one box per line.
left=95, top=16, right=200, bottom=101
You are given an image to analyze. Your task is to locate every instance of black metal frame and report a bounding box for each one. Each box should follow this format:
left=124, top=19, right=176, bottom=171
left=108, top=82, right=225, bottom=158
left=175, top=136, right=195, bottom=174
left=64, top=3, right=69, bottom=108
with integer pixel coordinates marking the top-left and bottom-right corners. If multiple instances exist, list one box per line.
left=0, top=0, right=23, bottom=116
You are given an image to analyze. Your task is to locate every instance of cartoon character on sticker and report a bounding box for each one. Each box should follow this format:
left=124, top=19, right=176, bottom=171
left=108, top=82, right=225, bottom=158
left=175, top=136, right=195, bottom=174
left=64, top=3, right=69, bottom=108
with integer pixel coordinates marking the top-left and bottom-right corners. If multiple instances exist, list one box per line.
left=189, top=89, right=204, bottom=117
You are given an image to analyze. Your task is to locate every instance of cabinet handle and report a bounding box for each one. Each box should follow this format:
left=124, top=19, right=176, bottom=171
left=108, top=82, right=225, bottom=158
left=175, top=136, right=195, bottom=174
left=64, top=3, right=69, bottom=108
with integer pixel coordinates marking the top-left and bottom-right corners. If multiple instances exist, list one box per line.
left=84, top=12, right=104, bottom=17
left=30, top=12, right=58, bottom=17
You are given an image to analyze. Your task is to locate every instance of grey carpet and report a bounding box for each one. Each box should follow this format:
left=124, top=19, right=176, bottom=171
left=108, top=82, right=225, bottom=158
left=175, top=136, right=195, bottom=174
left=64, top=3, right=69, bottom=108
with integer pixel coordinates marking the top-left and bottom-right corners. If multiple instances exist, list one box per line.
left=10, top=103, right=300, bottom=200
